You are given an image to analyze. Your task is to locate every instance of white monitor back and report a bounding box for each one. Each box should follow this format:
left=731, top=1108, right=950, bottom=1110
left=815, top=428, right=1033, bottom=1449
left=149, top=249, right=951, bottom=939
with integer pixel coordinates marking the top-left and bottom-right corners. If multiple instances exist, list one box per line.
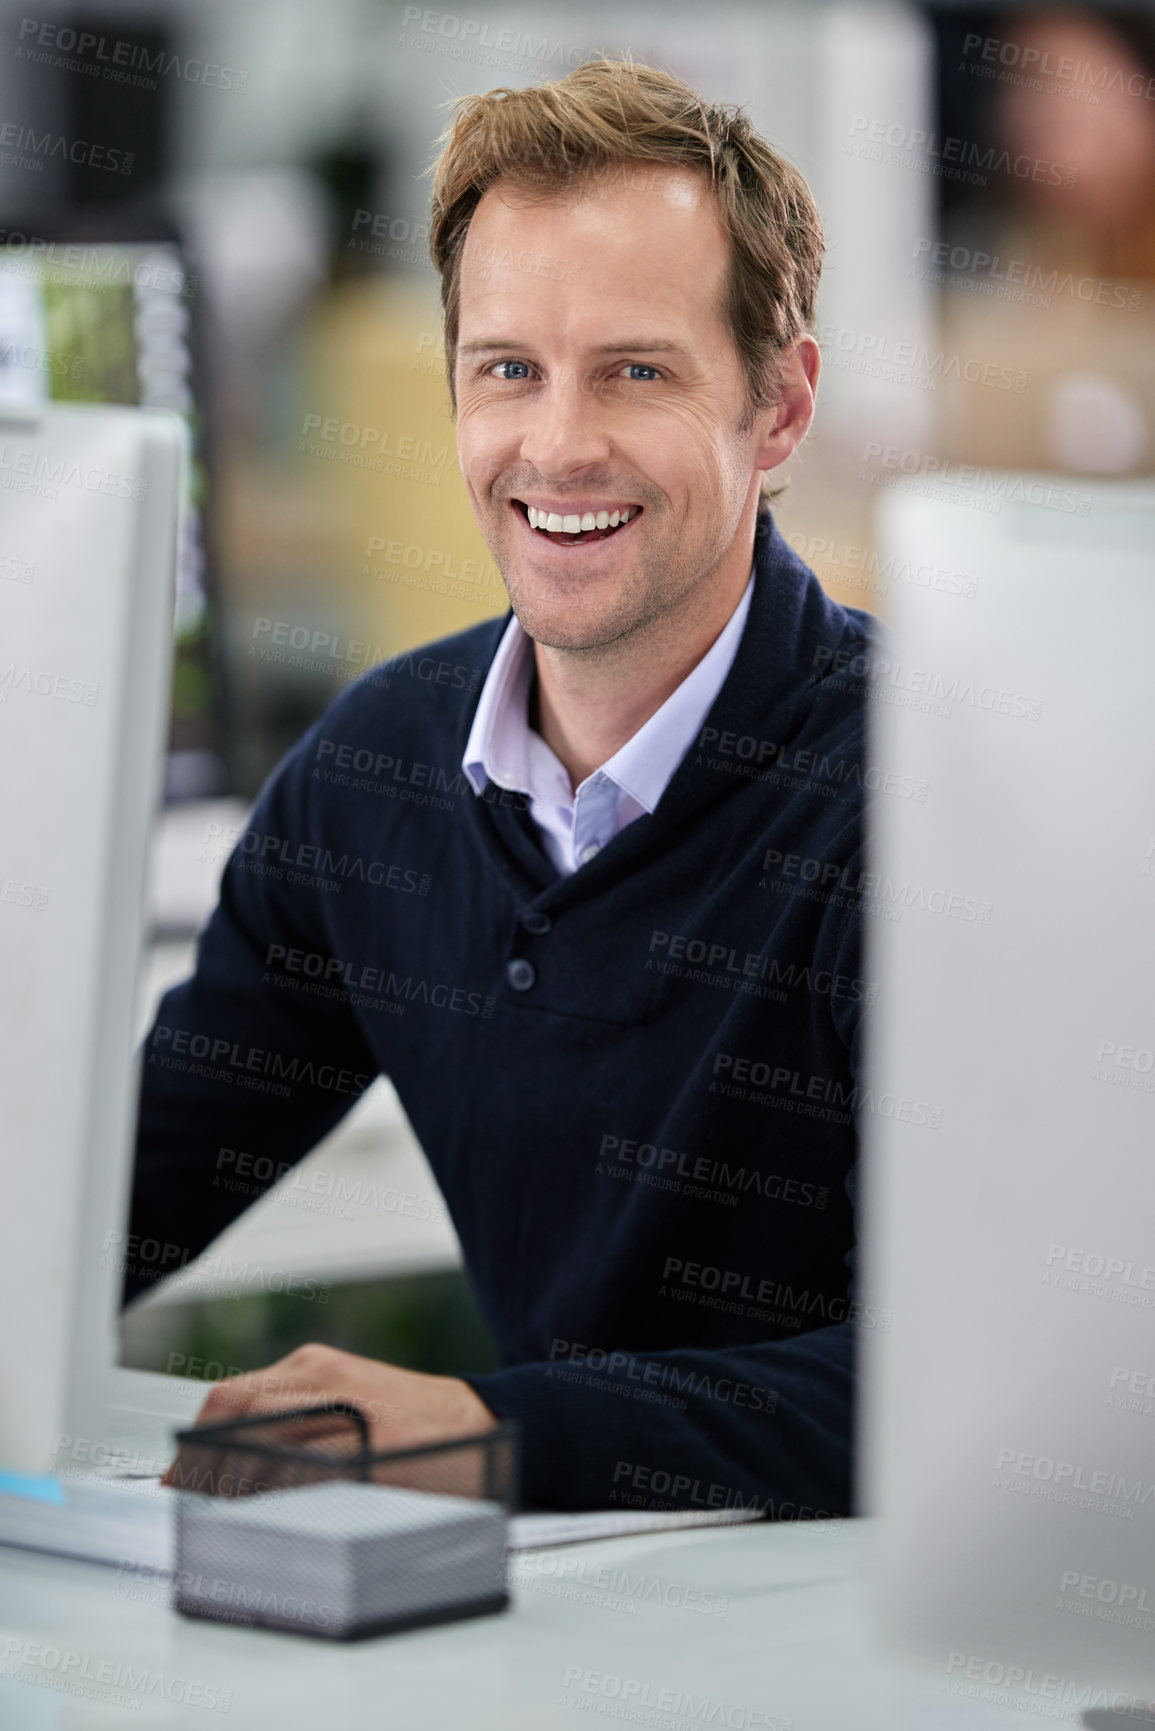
left=0, top=403, right=186, bottom=1472
left=860, top=478, right=1155, bottom=1704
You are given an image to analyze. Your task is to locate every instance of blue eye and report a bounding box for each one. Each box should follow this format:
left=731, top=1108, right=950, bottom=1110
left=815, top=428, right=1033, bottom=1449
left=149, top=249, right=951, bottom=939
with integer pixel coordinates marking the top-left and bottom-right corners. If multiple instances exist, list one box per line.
left=624, top=364, right=660, bottom=381
left=492, top=360, right=531, bottom=380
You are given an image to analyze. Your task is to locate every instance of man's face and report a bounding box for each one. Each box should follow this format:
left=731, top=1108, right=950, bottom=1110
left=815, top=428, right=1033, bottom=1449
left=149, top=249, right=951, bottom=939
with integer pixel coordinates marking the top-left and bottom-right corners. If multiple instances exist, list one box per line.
left=454, top=162, right=777, bottom=652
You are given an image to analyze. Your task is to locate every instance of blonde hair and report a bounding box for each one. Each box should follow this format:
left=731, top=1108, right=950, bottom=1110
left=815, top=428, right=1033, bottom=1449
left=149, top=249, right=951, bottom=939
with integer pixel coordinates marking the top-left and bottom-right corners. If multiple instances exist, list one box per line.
left=427, top=56, right=823, bottom=498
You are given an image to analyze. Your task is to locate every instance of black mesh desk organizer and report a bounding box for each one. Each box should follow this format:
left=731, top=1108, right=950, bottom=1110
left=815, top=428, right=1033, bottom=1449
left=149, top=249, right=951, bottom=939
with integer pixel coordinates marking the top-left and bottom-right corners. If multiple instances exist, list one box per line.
left=170, top=1402, right=519, bottom=1639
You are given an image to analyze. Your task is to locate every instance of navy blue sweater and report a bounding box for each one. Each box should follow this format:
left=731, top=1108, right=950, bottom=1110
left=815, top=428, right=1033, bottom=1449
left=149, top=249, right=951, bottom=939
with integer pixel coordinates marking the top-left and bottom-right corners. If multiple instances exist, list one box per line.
left=127, top=510, right=881, bottom=1515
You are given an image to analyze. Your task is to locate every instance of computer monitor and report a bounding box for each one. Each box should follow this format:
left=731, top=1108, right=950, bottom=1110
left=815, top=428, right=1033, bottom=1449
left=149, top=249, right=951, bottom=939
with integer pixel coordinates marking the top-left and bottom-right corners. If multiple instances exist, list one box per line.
left=0, top=213, right=228, bottom=800
left=0, top=401, right=203, bottom=1477
left=860, top=476, right=1155, bottom=1716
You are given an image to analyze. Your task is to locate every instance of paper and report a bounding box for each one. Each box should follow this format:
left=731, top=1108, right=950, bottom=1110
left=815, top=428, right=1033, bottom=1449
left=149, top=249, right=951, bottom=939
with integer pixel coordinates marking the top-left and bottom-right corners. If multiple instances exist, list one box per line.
left=0, top=1475, right=762, bottom=1573
left=508, top=1507, right=761, bottom=1550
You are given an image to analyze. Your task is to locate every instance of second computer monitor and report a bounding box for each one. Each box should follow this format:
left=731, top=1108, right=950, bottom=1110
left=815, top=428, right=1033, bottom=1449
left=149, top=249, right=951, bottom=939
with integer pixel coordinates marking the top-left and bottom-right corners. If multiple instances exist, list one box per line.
left=861, top=476, right=1155, bottom=1708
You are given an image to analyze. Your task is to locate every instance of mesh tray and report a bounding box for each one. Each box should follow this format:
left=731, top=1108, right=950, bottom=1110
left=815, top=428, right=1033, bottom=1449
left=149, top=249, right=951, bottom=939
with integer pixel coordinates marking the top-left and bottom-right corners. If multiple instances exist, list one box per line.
left=169, top=1402, right=519, bottom=1639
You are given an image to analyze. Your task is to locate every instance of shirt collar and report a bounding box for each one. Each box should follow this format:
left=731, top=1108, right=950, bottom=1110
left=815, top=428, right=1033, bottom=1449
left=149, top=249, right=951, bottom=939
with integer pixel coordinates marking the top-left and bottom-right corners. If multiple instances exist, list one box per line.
left=462, top=566, right=755, bottom=809
left=462, top=611, right=540, bottom=798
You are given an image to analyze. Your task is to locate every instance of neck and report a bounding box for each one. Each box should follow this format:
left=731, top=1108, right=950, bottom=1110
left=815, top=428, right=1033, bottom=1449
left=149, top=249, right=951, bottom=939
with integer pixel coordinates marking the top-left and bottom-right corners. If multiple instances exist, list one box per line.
left=531, top=518, right=757, bottom=791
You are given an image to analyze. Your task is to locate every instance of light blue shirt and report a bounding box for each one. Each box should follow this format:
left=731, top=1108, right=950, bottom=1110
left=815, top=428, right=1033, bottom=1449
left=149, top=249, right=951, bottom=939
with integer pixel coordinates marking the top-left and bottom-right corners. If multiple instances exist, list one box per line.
left=462, top=569, right=754, bottom=876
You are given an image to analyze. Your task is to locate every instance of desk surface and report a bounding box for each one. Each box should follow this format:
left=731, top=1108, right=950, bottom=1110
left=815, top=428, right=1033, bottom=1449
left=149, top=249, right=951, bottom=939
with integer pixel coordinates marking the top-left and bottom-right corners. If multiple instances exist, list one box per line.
left=0, top=1519, right=1085, bottom=1730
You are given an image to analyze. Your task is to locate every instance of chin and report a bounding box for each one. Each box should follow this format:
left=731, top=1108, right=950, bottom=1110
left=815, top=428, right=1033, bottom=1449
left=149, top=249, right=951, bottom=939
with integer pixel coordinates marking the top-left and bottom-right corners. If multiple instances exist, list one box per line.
left=511, top=592, right=649, bottom=654
left=496, top=535, right=660, bottom=648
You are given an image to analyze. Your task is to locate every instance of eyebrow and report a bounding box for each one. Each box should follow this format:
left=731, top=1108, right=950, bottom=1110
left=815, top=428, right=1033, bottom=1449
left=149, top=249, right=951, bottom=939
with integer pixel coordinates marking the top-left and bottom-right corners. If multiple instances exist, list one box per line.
left=457, top=339, right=692, bottom=359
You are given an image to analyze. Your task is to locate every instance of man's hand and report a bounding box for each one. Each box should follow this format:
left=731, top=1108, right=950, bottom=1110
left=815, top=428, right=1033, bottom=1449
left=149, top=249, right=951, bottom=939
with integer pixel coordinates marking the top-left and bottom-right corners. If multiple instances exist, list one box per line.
left=163, top=1343, right=498, bottom=1496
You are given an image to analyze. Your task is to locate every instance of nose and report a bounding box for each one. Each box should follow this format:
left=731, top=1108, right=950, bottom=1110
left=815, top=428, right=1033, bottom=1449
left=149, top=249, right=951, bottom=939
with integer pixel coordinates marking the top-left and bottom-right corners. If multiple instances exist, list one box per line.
left=519, top=365, right=613, bottom=480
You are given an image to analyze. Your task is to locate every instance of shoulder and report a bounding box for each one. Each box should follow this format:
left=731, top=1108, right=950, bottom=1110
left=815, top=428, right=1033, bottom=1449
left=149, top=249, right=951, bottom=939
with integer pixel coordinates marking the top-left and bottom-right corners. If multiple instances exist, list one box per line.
left=246, top=611, right=509, bottom=835
left=765, top=518, right=882, bottom=667
left=300, top=610, right=510, bottom=756
left=753, top=515, right=886, bottom=727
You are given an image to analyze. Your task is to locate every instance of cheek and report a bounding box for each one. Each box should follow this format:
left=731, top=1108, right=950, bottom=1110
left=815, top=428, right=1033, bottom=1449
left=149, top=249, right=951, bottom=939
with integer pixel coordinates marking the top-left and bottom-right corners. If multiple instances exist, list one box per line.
left=637, top=395, right=744, bottom=472
left=455, top=410, right=509, bottom=494
left=648, top=412, right=745, bottom=502
left=454, top=431, right=490, bottom=497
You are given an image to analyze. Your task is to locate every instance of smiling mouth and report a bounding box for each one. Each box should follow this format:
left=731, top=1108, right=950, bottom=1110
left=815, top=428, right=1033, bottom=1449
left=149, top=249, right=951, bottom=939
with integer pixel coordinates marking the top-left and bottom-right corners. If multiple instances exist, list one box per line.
left=511, top=499, right=642, bottom=547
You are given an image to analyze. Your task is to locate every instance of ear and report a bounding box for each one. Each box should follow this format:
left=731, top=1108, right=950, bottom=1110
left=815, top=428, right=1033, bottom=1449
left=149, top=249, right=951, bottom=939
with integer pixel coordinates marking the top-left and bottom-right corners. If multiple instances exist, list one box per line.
left=752, top=335, right=820, bottom=477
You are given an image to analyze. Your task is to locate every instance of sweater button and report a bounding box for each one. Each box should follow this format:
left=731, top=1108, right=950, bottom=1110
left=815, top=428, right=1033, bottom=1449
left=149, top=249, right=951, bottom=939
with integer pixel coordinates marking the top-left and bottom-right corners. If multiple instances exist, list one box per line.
left=506, top=958, right=536, bottom=992
left=519, top=909, right=551, bottom=935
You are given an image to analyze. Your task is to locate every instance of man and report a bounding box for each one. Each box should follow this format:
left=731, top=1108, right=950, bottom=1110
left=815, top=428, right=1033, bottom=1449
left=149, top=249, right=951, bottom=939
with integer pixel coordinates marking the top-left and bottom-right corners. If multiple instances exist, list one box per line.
left=128, top=57, right=879, bottom=1517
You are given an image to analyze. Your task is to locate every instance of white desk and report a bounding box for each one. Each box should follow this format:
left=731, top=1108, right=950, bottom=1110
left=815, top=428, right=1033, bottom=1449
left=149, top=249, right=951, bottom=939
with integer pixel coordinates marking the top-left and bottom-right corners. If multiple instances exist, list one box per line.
left=0, top=1519, right=1085, bottom=1729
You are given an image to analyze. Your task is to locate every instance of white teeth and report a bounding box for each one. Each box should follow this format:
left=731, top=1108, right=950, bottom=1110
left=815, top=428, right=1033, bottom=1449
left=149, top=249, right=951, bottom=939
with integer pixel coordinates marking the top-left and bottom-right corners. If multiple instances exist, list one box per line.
left=524, top=504, right=639, bottom=535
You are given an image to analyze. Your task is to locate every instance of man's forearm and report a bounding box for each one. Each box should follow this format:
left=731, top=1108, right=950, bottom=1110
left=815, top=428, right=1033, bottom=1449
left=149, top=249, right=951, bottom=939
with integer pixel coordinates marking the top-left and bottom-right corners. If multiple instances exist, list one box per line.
left=463, top=1323, right=857, bottom=1515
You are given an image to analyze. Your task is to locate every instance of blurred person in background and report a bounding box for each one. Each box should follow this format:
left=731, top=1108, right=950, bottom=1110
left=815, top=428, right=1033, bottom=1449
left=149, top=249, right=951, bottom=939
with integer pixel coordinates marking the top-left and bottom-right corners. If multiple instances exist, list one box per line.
left=128, top=58, right=884, bottom=1516
left=937, top=5, right=1155, bottom=475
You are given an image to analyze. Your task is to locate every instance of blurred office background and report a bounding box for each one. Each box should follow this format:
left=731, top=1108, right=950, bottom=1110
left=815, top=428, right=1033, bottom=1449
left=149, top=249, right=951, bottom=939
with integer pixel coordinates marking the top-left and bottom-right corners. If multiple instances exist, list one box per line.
left=2, top=0, right=1149, bottom=1385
